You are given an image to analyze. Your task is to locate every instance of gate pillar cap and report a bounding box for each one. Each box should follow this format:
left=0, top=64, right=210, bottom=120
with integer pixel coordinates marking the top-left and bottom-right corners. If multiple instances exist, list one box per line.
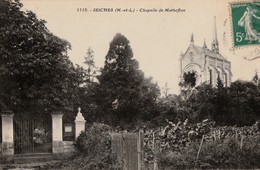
left=51, top=111, right=63, bottom=118
left=75, top=107, right=86, bottom=122
left=1, top=110, right=14, bottom=116
left=52, top=111, right=63, bottom=115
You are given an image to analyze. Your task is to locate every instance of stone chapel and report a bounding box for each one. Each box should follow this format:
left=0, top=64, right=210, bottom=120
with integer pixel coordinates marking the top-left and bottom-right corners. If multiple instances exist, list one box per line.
left=180, top=17, right=232, bottom=87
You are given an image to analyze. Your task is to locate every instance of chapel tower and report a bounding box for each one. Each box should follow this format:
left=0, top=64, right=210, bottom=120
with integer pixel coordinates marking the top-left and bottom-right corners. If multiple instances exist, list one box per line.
left=179, top=17, right=232, bottom=87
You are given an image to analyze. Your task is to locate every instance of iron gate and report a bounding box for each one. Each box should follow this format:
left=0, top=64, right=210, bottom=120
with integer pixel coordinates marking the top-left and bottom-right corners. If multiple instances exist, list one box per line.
left=14, top=113, right=52, bottom=154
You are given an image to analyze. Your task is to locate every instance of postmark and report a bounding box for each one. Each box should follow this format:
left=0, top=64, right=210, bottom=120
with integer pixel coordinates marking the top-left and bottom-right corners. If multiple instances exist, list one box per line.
left=230, top=1, right=260, bottom=47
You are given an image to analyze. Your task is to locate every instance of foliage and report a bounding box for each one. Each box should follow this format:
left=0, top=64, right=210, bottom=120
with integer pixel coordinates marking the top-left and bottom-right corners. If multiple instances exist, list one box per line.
left=179, top=71, right=198, bottom=99
left=152, top=78, right=260, bottom=128
left=142, top=119, right=260, bottom=169
left=185, top=83, right=216, bottom=121
left=0, top=0, right=84, bottom=114
left=182, top=71, right=197, bottom=88
left=158, top=135, right=260, bottom=169
left=143, top=119, right=214, bottom=166
left=60, top=123, right=121, bottom=170
left=226, top=80, right=260, bottom=125
left=33, top=128, right=51, bottom=144
left=155, top=95, right=180, bottom=124
left=84, top=47, right=98, bottom=83
left=76, top=48, right=101, bottom=123
left=96, top=33, right=160, bottom=127
left=252, top=71, right=259, bottom=86
left=75, top=123, right=112, bottom=154
left=176, top=80, right=260, bottom=126
left=216, top=75, right=224, bottom=89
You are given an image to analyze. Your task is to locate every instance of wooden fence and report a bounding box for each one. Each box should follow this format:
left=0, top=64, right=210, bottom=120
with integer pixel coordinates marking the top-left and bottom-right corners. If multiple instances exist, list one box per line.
left=111, top=131, right=144, bottom=170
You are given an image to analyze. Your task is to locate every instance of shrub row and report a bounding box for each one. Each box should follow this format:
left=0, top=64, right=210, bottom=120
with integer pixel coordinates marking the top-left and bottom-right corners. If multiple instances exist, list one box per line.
left=142, top=119, right=260, bottom=169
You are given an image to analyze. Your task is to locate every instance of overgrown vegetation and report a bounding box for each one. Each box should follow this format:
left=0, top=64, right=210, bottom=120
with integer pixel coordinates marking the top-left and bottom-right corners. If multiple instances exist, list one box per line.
left=158, top=136, right=260, bottom=169
left=143, top=119, right=260, bottom=169
left=65, top=120, right=260, bottom=169
left=57, top=123, right=121, bottom=170
left=157, top=79, right=260, bottom=127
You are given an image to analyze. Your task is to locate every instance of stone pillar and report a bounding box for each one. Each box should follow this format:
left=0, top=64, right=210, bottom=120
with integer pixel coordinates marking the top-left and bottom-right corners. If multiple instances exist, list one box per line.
left=51, top=111, right=64, bottom=153
left=75, top=107, right=86, bottom=140
left=1, top=111, right=14, bottom=155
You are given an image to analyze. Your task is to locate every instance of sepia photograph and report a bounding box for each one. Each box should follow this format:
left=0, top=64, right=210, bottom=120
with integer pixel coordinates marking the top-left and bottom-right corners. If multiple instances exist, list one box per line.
left=0, top=0, right=260, bottom=169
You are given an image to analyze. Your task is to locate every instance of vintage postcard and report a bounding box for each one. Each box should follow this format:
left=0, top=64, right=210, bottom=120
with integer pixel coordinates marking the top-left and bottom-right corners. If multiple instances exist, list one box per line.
left=1, top=0, right=260, bottom=169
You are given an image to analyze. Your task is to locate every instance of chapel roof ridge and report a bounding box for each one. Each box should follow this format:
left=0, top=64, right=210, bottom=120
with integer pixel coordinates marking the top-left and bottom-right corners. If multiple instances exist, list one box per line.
left=193, top=44, right=228, bottom=61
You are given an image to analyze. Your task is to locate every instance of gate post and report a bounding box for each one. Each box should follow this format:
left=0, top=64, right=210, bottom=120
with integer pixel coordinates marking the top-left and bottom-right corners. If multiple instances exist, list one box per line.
left=51, top=111, right=64, bottom=153
left=1, top=111, right=14, bottom=155
left=75, top=107, right=86, bottom=140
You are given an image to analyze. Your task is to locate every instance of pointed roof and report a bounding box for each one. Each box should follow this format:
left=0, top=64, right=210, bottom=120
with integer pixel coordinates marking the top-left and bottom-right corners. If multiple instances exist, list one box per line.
left=203, top=39, right=207, bottom=48
left=180, top=50, right=184, bottom=56
left=182, top=17, right=229, bottom=62
left=213, top=16, right=218, bottom=43
left=194, top=45, right=227, bottom=61
left=190, top=33, right=194, bottom=43
left=182, top=43, right=228, bottom=62
left=212, top=16, right=219, bottom=53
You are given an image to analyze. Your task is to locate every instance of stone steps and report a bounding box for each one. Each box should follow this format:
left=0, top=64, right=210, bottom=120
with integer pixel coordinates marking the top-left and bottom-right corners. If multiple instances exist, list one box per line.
left=0, top=141, right=76, bottom=169
left=0, top=153, right=72, bottom=169
left=0, top=160, right=61, bottom=170
left=13, top=153, right=54, bottom=164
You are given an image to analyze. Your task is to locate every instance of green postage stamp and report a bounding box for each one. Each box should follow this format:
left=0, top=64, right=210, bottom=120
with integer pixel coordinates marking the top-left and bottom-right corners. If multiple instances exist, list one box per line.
left=230, top=1, right=260, bottom=47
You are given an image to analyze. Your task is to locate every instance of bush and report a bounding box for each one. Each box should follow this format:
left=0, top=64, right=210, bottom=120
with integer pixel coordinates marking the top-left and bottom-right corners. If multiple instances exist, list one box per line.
left=157, top=136, right=260, bottom=169
left=143, top=120, right=260, bottom=169
left=61, top=123, right=121, bottom=170
left=75, top=123, right=112, bottom=155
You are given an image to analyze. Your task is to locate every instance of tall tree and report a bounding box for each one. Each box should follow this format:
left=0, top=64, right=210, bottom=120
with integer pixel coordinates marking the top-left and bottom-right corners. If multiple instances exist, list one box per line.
left=216, top=75, right=224, bottom=89
left=185, top=83, right=216, bottom=121
left=227, top=80, right=260, bottom=126
left=0, top=0, right=83, bottom=115
left=84, top=47, right=98, bottom=83
left=76, top=48, right=101, bottom=123
left=179, top=71, right=198, bottom=99
left=97, top=33, right=160, bottom=127
left=183, top=71, right=197, bottom=88
left=252, top=72, right=259, bottom=87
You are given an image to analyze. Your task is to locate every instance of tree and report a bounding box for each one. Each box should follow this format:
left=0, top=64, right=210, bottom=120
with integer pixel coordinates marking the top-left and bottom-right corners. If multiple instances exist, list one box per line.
left=252, top=72, right=259, bottom=87
left=183, top=71, right=197, bottom=88
left=213, top=76, right=230, bottom=124
left=0, top=0, right=83, bottom=115
left=179, top=71, right=198, bottom=99
left=185, top=83, right=216, bottom=122
left=84, top=47, right=98, bottom=83
left=76, top=49, right=101, bottom=123
left=226, top=80, right=260, bottom=126
left=216, top=75, right=224, bottom=89
left=155, top=94, right=194, bottom=125
left=97, top=33, right=160, bottom=127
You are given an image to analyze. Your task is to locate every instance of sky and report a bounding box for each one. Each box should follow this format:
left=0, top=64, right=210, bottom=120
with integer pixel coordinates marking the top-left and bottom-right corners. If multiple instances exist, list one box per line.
left=20, top=0, right=260, bottom=95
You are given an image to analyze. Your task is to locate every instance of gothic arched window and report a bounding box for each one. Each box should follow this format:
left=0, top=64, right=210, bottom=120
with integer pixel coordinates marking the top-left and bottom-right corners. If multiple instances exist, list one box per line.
left=208, top=68, right=212, bottom=85
left=224, top=72, right=228, bottom=87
